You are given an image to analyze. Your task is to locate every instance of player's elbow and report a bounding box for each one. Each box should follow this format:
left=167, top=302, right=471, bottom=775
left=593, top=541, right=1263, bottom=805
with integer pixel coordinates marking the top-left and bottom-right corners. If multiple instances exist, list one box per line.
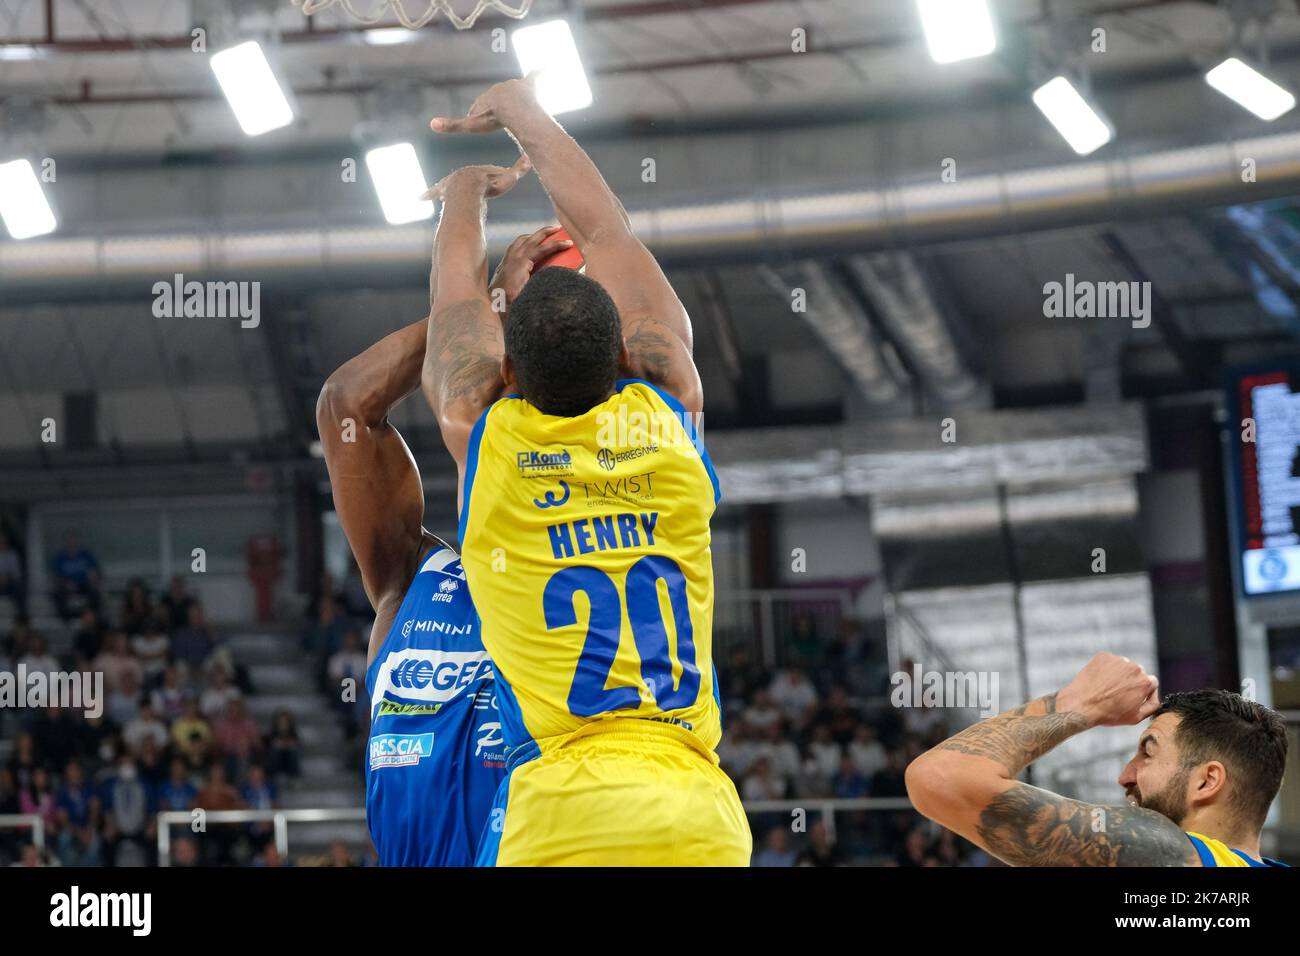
left=316, top=374, right=368, bottom=434
left=905, top=751, right=956, bottom=822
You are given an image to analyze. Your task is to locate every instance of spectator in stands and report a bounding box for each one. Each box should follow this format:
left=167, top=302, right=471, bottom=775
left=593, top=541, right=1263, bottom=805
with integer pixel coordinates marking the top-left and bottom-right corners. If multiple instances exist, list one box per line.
left=130, top=619, right=170, bottom=685
left=815, top=684, right=862, bottom=744
left=796, top=819, right=845, bottom=867
left=122, top=700, right=169, bottom=757
left=832, top=752, right=869, bottom=799
left=266, top=710, right=302, bottom=782
left=31, top=707, right=78, bottom=773
left=256, top=844, right=286, bottom=867
left=753, top=827, right=798, bottom=868
left=100, top=756, right=150, bottom=867
left=896, top=825, right=930, bottom=867
left=54, top=760, right=98, bottom=837
left=0, top=528, right=27, bottom=620
left=0, top=767, right=19, bottom=864
left=741, top=757, right=785, bottom=802
left=785, top=614, right=819, bottom=665
left=716, top=722, right=760, bottom=780
left=240, top=764, right=277, bottom=850
left=6, top=732, right=39, bottom=791
left=171, top=603, right=214, bottom=678
left=159, top=575, right=196, bottom=631
left=118, top=578, right=155, bottom=636
left=849, top=723, right=887, bottom=779
left=743, top=687, right=782, bottom=732
left=193, top=763, right=244, bottom=865
left=171, top=837, right=200, bottom=867
left=49, top=530, right=101, bottom=620
left=105, top=668, right=144, bottom=727
left=340, top=556, right=372, bottom=621
left=72, top=609, right=104, bottom=666
left=211, top=698, right=263, bottom=778
left=327, top=629, right=369, bottom=742
left=302, top=592, right=349, bottom=686
left=171, top=698, right=212, bottom=763
left=17, top=632, right=58, bottom=678
left=769, top=668, right=818, bottom=727
left=869, top=748, right=909, bottom=798
left=756, top=720, right=802, bottom=788
left=18, top=766, right=57, bottom=830
left=156, top=758, right=198, bottom=813
left=136, top=735, right=167, bottom=792
left=93, top=631, right=143, bottom=695
left=200, top=666, right=241, bottom=719
left=803, top=723, right=843, bottom=784
left=194, top=762, right=244, bottom=811
left=150, top=666, right=187, bottom=723
left=328, top=841, right=357, bottom=867
left=0, top=767, right=19, bottom=815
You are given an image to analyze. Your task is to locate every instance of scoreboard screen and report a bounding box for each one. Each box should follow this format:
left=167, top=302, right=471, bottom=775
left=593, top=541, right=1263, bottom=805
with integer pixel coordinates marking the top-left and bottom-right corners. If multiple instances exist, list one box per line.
left=1229, top=363, right=1300, bottom=596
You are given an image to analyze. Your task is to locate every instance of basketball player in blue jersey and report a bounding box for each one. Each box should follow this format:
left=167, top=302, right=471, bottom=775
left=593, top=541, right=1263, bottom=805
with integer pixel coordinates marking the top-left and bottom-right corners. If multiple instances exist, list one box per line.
left=907, top=652, right=1289, bottom=866
left=421, top=77, right=751, bottom=865
left=316, top=168, right=569, bottom=865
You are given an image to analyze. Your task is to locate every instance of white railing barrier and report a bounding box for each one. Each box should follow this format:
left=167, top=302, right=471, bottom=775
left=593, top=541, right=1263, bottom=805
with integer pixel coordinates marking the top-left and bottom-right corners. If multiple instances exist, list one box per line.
left=741, top=797, right=914, bottom=842
left=0, top=814, right=45, bottom=849
left=156, top=808, right=367, bottom=866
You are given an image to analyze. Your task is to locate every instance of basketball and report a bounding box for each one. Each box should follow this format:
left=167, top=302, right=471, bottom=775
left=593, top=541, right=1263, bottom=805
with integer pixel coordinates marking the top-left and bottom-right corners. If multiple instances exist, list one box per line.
left=534, top=227, right=584, bottom=272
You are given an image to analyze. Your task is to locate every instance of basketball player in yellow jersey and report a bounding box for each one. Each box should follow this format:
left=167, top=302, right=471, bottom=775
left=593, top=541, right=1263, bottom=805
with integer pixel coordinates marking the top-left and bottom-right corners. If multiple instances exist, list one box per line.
left=419, top=76, right=751, bottom=865
left=907, top=652, right=1290, bottom=866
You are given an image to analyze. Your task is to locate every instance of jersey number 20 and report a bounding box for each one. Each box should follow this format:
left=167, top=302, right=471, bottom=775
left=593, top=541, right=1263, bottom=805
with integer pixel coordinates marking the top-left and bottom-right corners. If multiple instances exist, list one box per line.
left=543, top=555, right=700, bottom=717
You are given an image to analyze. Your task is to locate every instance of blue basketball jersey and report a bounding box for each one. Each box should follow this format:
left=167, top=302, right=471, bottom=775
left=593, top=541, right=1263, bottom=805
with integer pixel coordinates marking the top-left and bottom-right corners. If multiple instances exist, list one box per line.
left=364, top=545, right=506, bottom=866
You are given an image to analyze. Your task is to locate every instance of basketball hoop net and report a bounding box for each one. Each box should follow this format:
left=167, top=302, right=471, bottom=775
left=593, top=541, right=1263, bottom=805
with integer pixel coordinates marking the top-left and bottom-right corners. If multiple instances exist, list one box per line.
left=294, top=0, right=534, bottom=31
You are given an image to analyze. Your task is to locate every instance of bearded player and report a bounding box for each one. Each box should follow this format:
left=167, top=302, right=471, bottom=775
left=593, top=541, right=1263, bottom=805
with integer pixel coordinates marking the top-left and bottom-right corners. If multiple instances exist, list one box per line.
left=906, top=652, right=1289, bottom=866
left=421, top=76, right=750, bottom=865
left=316, top=159, right=571, bottom=864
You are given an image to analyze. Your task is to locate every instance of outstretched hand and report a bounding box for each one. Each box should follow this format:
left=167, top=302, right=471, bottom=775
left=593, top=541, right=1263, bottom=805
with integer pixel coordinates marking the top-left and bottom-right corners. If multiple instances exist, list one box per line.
left=421, top=154, right=533, bottom=203
left=429, top=74, right=542, bottom=135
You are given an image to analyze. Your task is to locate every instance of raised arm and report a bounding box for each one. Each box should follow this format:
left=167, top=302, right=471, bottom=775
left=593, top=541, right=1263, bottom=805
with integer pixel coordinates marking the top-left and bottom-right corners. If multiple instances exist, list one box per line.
left=420, top=158, right=531, bottom=486
left=905, top=653, right=1199, bottom=866
left=431, top=79, right=703, bottom=415
left=316, top=319, right=432, bottom=659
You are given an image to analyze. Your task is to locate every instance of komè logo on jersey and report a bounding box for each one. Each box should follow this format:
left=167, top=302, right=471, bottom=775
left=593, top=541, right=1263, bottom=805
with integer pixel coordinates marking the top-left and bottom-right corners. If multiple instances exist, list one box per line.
left=516, top=448, right=575, bottom=478
left=369, top=733, right=434, bottom=770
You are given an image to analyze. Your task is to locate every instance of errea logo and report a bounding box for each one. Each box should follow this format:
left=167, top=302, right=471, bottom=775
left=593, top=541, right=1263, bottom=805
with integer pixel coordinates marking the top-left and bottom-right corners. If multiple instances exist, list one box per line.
left=438, top=578, right=458, bottom=594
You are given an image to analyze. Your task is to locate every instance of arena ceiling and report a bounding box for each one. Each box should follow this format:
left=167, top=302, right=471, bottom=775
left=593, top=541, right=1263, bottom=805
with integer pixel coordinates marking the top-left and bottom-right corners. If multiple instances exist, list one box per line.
left=1, top=0, right=1299, bottom=475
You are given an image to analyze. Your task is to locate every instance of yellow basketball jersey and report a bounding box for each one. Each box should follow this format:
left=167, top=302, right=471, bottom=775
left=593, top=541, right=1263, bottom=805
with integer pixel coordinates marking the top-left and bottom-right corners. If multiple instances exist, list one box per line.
left=1186, top=831, right=1284, bottom=867
left=458, top=379, right=723, bottom=759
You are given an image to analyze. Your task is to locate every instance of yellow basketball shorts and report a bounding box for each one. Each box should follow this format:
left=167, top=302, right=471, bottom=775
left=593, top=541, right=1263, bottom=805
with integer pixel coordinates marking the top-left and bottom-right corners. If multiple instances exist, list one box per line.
left=475, top=719, right=752, bottom=866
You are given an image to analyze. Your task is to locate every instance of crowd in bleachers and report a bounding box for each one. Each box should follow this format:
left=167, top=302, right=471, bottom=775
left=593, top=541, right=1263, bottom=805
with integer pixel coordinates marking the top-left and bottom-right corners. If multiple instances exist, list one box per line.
left=716, top=620, right=991, bottom=866
left=0, top=525, right=988, bottom=867
left=0, top=531, right=307, bottom=867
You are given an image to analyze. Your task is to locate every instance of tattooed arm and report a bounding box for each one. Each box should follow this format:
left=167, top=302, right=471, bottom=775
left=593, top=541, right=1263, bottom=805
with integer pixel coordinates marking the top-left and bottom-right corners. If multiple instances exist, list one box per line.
left=430, top=78, right=703, bottom=416
left=421, top=159, right=531, bottom=505
left=905, top=653, right=1200, bottom=866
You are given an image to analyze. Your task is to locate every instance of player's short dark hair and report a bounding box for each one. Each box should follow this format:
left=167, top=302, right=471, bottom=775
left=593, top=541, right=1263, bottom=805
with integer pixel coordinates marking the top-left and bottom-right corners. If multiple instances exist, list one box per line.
left=505, top=267, right=622, bottom=416
left=1153, top=690, right=1288, bottom=830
